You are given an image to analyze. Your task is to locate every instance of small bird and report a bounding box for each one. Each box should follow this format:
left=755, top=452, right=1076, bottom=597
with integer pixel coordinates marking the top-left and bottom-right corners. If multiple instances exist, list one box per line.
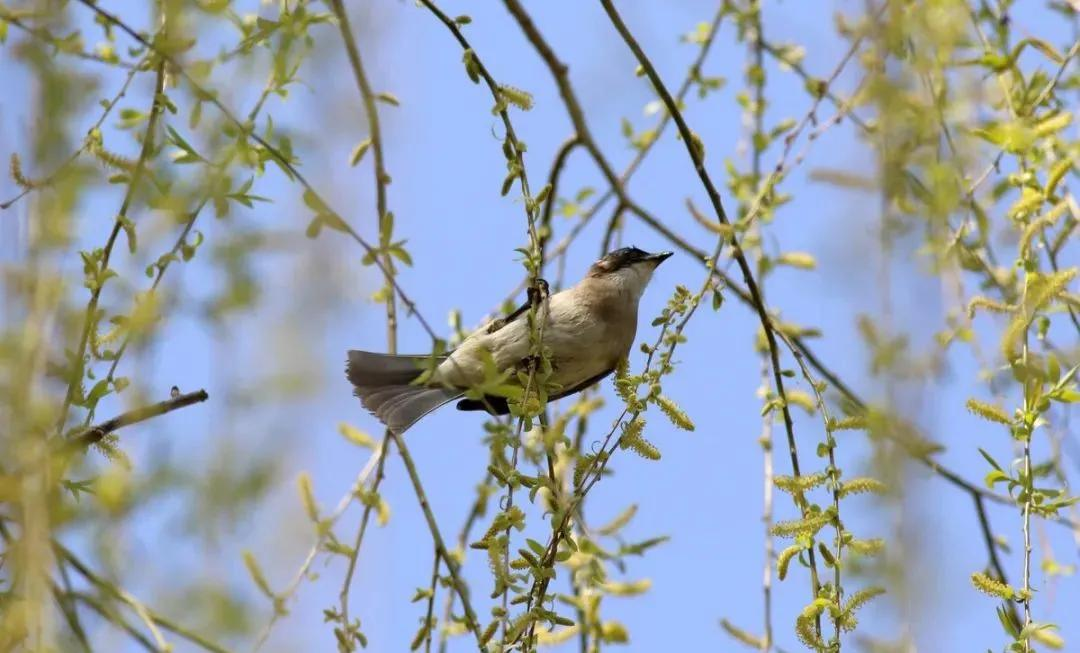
left=346, top=247, right=673, bottom=434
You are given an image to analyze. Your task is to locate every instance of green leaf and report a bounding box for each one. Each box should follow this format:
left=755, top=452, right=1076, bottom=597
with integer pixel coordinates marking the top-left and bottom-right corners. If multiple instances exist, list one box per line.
left=337, top=422, right=375, bottom=449
left=775, top=251, right=817, bottom=270
left=984, top=469, right=1010, bottom=489
left=1017, top=37, right=1065, bottom=63
left=462, top=49, right=481, bottom=84
left=302, top=189, right=330, bottom=214
left=389, top=244, right=413, bottom=266
left=243, top=551, right=276, bottom=599
left=1034, top=111, right=1072, bottom=138
left=321, top=212, right=350, bottom=234
left=349, top=138, right=372, bottom=166
left=84, top=379, right=111, bottom=407
left=978, top=448, right=1004, bottom=471
left=297, top=472, right=319, bottom=523
left=375, top=92, right=400, bottom=106
left=719, top=618, right=765, bottom=649
left=61, top=478, right=97, bottom=502
left=596, top=504, right=637, bottom=536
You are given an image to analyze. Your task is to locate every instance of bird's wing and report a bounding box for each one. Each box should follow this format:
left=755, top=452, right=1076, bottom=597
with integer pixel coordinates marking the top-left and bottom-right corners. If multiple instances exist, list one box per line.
left=484, top=298, right=531, bottom=335
left=485, top=279, right=550, bottom=335
left=455, top=367, right=614, bottom=415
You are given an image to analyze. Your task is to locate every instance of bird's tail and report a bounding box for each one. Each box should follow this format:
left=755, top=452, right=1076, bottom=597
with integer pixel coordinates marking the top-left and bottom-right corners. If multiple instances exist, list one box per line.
left=346, top=350, right=461, bottom=435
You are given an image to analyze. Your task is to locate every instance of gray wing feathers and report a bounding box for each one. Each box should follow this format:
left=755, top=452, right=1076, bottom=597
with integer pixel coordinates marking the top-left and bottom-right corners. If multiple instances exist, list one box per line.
left=347, top=350, right=433, bottom=387
left=346, top=350, right=460, bottom=434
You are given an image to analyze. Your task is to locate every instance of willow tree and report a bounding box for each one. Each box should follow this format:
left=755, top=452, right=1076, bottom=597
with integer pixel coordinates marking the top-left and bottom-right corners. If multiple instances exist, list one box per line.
left=1, top=1, right=1077, bottom=652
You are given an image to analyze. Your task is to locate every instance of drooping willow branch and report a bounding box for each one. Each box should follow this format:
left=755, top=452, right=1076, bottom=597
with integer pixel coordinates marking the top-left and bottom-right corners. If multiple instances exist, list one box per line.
left=595, top=0, right=825, bottom=605
left=415, top=2, right=555, bottom=645
left=73, top=0, right=442, bottom=342
left=744, top=2, right=774, bottom=647
left=505, top=0, right=727, bottom=304
left=54, top=30, right=168, bottom=437
left=1, top=54, right=146, bottom=210
left=55, top=542, right=232, bottom=653
left=251, top=442, right=387, bottom=652
left=326, top=3, right=403, bottom=647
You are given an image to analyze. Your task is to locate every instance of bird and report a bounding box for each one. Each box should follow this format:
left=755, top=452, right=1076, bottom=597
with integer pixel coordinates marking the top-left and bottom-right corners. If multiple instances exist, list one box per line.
left=346, top=246, right=673, bottom=434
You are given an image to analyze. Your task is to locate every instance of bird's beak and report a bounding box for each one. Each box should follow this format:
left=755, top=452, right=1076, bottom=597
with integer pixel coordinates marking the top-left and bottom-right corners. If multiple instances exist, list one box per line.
left=647, top=251, right=674, bottom=265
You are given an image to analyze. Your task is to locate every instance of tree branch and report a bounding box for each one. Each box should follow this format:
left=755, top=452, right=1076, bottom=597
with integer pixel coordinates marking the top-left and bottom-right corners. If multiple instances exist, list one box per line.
left=66, top=389, right=209, bottom=452
left=593, top=0, right=822, bottom=595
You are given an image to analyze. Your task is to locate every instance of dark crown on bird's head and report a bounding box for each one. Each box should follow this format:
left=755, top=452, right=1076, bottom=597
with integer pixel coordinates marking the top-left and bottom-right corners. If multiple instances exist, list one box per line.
left=590, top=246, right=673, bottom=275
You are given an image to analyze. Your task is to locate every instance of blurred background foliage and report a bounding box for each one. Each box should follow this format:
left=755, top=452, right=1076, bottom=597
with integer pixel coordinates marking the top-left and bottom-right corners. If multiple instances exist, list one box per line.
left=0, top=0, right=1078, bottom=652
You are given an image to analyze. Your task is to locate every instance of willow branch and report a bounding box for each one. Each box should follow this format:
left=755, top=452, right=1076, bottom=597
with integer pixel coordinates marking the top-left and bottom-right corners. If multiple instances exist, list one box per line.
left=437, top=473, right=493, bottom=653
left=73, top=0, right=440, bottom=341
left=327, top=2, right=403, bottom=642
left=69, top=590, right=157, bottom=652
left=595, top=0, right=822, bottom=594
left=251, top=442, right=387, bottom=651
left=54, top=39, right=168, bottom=435
left=0, top=7, right=137, bottom=69
left=58, top=543, right=232, bottom=653
left=65, top=389, right=209, bottom=452
left=389, top=432, right=485, bottom=648
left=497, top=1, right=725, bottom=306
left=1, top=57, right=145, bottom=210
left=538, top=135, right=583, bottom=259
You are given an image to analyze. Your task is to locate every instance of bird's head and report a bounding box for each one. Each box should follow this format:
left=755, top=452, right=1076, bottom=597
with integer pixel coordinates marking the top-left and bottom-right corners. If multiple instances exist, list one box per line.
left=587, top=246, right=673, bottom=298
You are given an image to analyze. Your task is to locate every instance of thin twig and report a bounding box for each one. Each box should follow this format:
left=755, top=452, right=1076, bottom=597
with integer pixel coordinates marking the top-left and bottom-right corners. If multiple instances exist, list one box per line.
left=389, top=431, right=486, bottom=647
left=745, top=3, right=774, bottom=648
left=437, top=474, right=493, bottom=653
left=538, top=136, right=583, bottom=259
left=73, top=0, right=441, bottom=341
left=597, top=0, right=824, bottom=604
left=65, top=389, right=209, bottom=452
left=54, top=22, right=168, bottom=435
left=70, top=590, right=157, bottom=652
left=327, top=3, right=403, bottom=644
left=423, top=549, right=441, bottom=653
left=973, top=495, right=1022, bottom=626
left=49, top=580, right=92, bottom=653
left=1, top=59, right=146, bottom=210
left=496, top=0, right=726, bottom=308
left=58, top=545, right=235, bottom=653
left=0, top=7, right=138, bottom=69
left=335, top=432, right=391, bottom=644
left=86, top=196, right=211, bottom=426
left=251, top=442, right=386, bottom=651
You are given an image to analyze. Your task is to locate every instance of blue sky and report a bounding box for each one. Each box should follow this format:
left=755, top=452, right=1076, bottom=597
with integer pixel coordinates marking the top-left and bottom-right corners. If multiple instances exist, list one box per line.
left=2, top=0, right=1078, bottom=651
